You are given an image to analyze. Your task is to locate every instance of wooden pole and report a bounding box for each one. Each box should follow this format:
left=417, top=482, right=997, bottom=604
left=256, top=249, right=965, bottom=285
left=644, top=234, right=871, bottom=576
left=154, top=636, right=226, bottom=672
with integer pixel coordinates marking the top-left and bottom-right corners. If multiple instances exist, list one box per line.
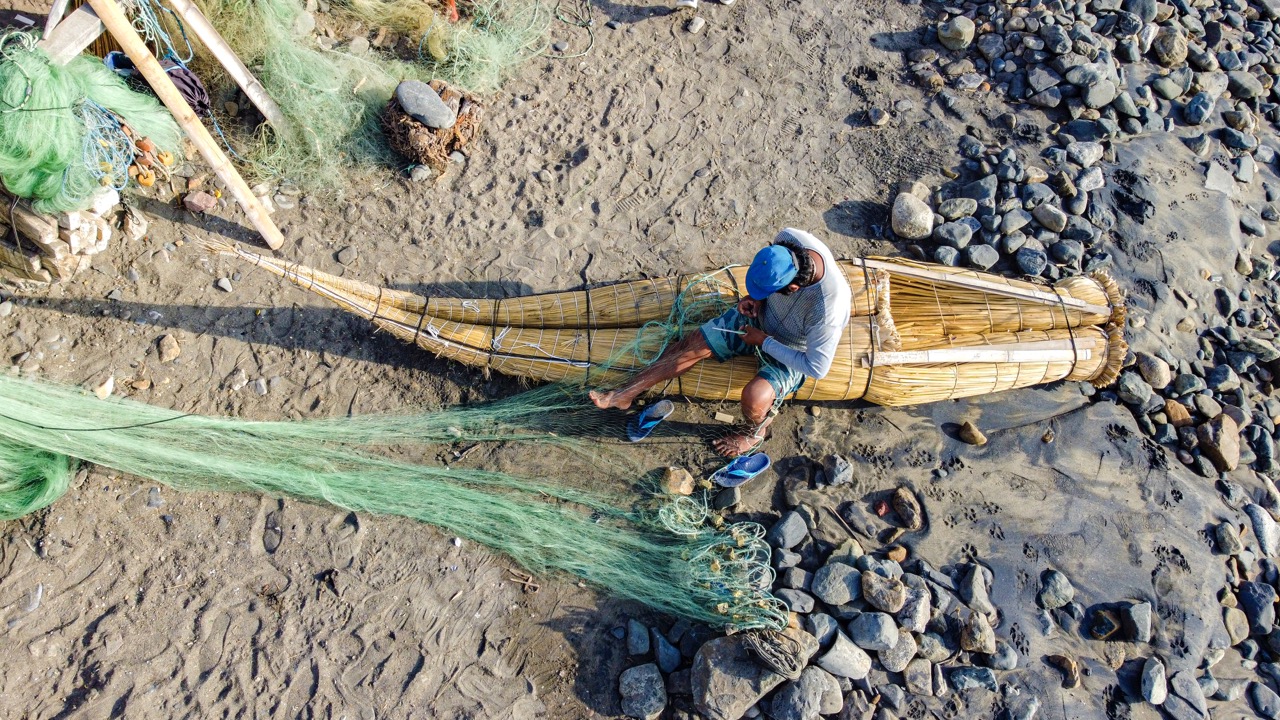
left=84, top=0, right=285, bottom=250
left=163, top=0, right=289, bottom=132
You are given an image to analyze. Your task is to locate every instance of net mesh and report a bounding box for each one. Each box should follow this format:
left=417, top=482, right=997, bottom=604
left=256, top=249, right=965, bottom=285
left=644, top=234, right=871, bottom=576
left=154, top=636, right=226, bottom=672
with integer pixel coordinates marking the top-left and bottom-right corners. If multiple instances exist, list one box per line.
left=188, top=0, right=548, bottom=189
left=0, top=373, right=787, bottom=631
left=0, top=33, right=181, bottom=213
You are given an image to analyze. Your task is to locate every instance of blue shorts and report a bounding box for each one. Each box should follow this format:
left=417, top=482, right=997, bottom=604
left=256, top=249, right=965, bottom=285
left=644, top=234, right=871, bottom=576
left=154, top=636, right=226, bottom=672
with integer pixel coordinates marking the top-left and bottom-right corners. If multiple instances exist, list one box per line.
left=698, top=308, right=806, bottom=407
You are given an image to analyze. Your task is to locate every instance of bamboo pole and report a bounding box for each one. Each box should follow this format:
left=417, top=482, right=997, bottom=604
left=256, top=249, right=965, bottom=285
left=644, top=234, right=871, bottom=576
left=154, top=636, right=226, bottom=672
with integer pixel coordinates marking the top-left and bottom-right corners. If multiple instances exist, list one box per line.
left=84, top=0, right=285, bottom=250
left=163, top=0, right=289, bottom=132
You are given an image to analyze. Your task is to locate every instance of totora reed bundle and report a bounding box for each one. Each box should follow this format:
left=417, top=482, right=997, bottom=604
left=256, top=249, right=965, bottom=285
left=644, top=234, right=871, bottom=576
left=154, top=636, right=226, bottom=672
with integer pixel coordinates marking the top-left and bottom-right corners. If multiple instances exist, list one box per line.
left=213, top=243, right=1127, bottom=406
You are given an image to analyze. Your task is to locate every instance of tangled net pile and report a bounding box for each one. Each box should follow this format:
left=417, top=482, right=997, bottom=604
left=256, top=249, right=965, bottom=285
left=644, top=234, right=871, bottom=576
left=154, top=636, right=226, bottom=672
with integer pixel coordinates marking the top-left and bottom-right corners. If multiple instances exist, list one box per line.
left=190, top=0, right=548, bottom=188
left=0, top=32, right=181, bottom=213
left=0, top=373, right=786, bottom=630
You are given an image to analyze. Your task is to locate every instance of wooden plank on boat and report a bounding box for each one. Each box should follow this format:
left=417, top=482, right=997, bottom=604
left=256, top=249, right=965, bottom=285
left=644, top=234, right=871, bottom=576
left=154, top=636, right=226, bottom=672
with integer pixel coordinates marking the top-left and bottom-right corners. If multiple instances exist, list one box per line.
left=859, top=258, right=1112, bottom=316
left=864, top=347, right=1090, bottom=367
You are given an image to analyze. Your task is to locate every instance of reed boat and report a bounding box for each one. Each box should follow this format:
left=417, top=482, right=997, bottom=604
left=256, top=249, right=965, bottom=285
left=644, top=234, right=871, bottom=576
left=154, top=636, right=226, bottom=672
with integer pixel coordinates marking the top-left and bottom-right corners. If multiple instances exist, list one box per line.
left=214, top=243, right=1127, bottom=407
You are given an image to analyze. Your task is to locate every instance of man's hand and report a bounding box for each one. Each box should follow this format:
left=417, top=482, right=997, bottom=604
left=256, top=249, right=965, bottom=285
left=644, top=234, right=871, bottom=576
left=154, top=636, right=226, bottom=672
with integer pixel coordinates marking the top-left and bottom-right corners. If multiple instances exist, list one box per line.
left=742, top=326, right=768, bottom=347
left=737, top=297, right=762, bottom=318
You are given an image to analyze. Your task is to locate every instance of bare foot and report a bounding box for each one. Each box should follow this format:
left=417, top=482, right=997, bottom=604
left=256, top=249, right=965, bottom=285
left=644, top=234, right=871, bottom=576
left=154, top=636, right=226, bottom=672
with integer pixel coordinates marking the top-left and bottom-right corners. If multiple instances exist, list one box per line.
left=589, top=389, right=633, bottom=410
left=713, top=432, right=761, bottom=457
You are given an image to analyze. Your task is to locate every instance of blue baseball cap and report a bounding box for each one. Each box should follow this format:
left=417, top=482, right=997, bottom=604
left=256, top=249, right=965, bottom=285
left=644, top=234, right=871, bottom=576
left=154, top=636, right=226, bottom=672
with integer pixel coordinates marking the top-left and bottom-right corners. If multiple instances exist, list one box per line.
left=745, top=245, right=798, bottom=300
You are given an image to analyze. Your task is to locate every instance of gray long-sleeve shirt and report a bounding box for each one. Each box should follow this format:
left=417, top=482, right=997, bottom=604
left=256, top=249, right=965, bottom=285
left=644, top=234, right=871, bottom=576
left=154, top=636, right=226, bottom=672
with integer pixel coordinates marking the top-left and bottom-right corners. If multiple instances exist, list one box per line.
left=759, top=229, right=851, bottom=379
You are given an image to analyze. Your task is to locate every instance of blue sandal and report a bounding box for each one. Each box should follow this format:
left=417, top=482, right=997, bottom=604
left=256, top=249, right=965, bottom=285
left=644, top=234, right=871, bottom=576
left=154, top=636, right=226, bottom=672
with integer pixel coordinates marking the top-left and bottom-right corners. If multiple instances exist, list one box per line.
left=711, top=453, right=772, bottom=487
left=627, top=400, right=675, bottom=442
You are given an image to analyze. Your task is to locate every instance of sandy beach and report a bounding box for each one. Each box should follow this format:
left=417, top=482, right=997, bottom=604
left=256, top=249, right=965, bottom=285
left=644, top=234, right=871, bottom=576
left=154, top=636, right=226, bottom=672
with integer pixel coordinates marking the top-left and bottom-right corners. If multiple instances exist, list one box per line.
left=7, top=0, right=1280, bottom=717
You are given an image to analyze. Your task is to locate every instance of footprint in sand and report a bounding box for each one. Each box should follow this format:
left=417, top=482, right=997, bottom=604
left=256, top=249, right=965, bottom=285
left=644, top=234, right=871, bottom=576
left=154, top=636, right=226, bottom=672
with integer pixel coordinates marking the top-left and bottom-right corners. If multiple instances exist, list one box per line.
left=263, top=502, right=284, bottom=554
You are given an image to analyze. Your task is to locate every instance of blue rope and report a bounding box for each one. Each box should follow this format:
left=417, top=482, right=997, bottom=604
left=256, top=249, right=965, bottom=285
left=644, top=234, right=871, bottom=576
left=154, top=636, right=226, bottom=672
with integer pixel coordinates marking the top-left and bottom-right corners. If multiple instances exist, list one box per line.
left=127, top=0, right=194, bottom=65
left=77, top=100, right=135, bottom=192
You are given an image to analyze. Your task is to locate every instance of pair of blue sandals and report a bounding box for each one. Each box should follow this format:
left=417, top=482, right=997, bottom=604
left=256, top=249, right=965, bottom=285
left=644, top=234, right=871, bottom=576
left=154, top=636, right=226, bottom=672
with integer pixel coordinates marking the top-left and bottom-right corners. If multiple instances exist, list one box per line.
left=626, top=399, right=771, bottom=488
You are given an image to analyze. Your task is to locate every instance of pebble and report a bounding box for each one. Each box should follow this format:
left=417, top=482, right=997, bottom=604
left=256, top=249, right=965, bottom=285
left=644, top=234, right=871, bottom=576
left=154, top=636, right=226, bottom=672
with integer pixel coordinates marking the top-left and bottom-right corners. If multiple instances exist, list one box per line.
left=891, top=193, right=934, bottom=240
left=1247, top=503, right=1279, bottom=557
left=862, top=572, right=907, bottom=613
left=157, top=334, right=180, bottom=363
left=958, top=420, right=987, bottom=445
left=1251, top=682, right=1280, bottom=719
left=879, top=629, right=917, bottom=673
left=1241, top=581, right=1278, bottom=635
left=215, top=278, right=233, bottom=292
left=848, top=613, right=898, bottom=651
left=948, top=666, right=997, bottom=692
left=816, top=632, right=872, bottom=679
left=768, top=511, right=808, bottom=550
left=336, top=246, right=358, bottom=265
left=960, top=612, right=996, bottom=654
left=1135, top=352, right=1172, bottom=389
left=811, top=563, right=861, bottom=606
left=890, top=487, right=923, bottom=530
left=937, top=16, right=976, bottom=51
left=183, top=191, right=218, bottom=214
left=686, top=16, right=705, bottom=34
left=1142, top=656, right=1168, bottom=705
left=1038, top=569, right=1074, bottom=609
left=653, top=630, right=681, bottom=673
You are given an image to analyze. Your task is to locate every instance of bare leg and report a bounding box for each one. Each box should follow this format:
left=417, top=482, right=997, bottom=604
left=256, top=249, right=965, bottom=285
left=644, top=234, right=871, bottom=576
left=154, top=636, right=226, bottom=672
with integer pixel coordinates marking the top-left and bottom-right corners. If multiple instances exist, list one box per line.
left=713, top=375, right=776, bottom=457
left=590, top=331, right=715, bottom=410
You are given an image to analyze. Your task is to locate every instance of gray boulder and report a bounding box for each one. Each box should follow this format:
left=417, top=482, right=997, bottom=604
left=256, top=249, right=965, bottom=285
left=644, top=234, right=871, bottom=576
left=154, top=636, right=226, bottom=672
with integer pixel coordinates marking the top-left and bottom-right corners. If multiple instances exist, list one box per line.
left=619, top=663, right=667, bottom=720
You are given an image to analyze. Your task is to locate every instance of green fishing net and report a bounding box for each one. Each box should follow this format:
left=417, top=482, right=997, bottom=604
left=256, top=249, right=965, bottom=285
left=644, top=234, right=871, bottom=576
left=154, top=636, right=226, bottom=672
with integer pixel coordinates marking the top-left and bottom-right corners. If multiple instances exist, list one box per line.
left=0, top=373, right=786, bottom=630
left=0, top=33, right=181, bottom=213
left=191, top=0, right=548, bottom=189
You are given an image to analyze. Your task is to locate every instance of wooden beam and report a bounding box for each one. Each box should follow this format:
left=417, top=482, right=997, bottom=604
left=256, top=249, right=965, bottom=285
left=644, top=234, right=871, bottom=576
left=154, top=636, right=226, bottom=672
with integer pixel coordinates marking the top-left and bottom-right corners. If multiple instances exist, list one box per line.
left=860, top=258, right=1112, bottom=316
left=37, top=5, right=105, bottom=66
left=85, top=0, right=285, bottom=250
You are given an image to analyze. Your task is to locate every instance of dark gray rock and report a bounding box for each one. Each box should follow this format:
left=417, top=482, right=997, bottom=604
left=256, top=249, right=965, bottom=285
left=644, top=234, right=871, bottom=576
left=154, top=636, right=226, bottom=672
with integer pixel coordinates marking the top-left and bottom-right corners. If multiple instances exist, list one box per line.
left=1038, top=569, right=1074, bottom=609
left=653, top=630, right=681, bottom=673
left=1241, top=581, right=1278, bottom=635
left=770, top=667, right=839, bottom=720
left=768, top=511, right=808, bottom=549
left=1116, top=371, right=1154, bottom=406
left=811, top=563, right=861, bottom=607
left=933, top=221, right=973, bottom=249
left=1015, top=246, right=1048, bottom=276
left=396, top=80, right=457, bottom=129
left=776, top=589, right=815, bottom=614
left=1170, top=671, right=1207, bottom=717
left=966, top=244, right=999, bottom=270
left=1251, top=682, right=1280, bottom=719
left=1184, top=92, right=1215, bottom=124
left=1228, top=71, right=1265, bottom=99
left=629, top=619, right=651, bottom=655
left=848, top=612, right=898, bottom=651
left=1027, top=65, right=1063, bottom=93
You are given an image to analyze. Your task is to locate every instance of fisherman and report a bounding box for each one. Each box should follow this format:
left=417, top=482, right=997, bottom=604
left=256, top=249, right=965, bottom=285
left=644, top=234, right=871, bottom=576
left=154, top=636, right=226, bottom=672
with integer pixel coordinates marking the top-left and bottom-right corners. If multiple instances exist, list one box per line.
left=590, top=228, right=851, bottom=456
